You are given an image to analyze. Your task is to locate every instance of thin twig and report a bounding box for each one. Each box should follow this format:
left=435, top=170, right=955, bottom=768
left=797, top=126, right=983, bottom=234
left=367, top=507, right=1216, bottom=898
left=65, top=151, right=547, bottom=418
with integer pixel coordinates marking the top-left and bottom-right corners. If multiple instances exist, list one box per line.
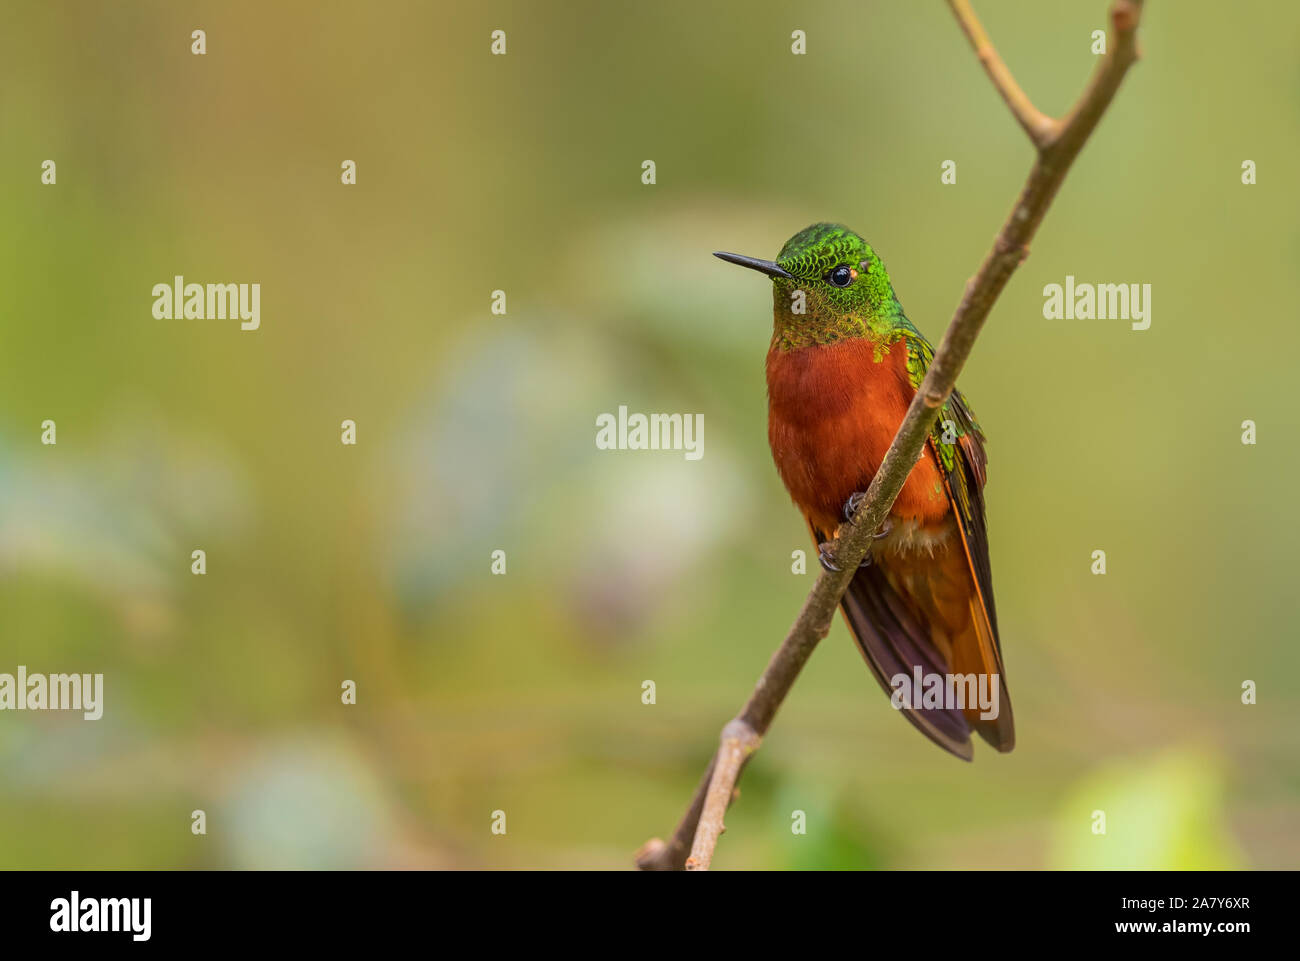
left=636, top=0, right=1145, bottom=872
left=947, top=0, right=1058, bottom=148
left=684, top=721, right=760, bottom=870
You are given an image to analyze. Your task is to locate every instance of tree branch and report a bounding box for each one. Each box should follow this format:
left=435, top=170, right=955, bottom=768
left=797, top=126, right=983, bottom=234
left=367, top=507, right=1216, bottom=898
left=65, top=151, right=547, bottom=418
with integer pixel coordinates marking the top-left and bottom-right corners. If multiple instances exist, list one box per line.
left=635, top=0, right=1145, bottom=872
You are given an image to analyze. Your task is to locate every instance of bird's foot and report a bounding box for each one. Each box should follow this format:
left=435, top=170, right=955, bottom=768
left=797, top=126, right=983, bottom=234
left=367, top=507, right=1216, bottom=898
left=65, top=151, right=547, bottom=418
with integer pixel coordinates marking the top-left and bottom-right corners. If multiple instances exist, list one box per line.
left=818, top=541, right=872, bottom=573
left=843, top=490, right=868, bottom=522
left=842, top=492, right=894, bottom=540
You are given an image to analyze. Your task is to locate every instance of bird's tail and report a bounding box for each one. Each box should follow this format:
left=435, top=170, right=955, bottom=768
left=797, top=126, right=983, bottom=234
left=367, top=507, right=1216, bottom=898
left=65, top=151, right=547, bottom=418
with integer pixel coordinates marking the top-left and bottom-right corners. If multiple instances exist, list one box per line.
left=838, top=536, right=1014, bottom=760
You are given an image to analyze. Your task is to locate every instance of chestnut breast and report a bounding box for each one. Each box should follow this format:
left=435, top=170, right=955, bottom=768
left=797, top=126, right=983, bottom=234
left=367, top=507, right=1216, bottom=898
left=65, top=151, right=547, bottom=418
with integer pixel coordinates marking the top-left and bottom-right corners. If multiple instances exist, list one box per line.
left=765, top=337, right=950, bottom=535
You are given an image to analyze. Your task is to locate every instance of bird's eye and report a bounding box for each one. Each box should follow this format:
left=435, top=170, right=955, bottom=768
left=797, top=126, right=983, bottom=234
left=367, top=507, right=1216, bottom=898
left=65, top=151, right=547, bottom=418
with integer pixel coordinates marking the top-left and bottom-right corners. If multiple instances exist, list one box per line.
left=826, top=265, right=853, bottom=288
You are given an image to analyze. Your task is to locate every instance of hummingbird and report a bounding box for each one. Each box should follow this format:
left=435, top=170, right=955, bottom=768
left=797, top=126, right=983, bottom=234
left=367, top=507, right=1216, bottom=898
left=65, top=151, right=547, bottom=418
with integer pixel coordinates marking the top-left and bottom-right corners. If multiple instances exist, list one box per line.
left=715, top=223, right=1013, bottom=760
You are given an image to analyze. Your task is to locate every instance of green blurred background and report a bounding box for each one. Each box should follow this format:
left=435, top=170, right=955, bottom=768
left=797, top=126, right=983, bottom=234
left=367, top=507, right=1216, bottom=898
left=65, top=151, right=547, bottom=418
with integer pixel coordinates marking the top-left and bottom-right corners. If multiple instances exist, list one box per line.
left=1, top=0, right=1296, bottom=869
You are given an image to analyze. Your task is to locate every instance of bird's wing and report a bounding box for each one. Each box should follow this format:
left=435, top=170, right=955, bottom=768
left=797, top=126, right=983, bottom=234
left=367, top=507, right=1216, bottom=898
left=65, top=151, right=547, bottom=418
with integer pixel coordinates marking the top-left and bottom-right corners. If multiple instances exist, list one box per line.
left=821, top=329, right=1012, bottom=759
left=907, top=330, right=1013, bottom=750
left=902, top=331, right=1000, bottom=644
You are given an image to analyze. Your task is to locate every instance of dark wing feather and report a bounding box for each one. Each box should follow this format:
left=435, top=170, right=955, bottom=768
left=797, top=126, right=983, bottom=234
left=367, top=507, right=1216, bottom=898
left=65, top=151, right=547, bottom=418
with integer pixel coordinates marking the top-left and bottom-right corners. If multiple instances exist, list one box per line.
left=935, top=387, right=1014, bottom=749
left=843, top=565, right=977, bottom=759
left=943, top=388, right=1000, bottom=644
left=812, top=519, right=976, bottom=761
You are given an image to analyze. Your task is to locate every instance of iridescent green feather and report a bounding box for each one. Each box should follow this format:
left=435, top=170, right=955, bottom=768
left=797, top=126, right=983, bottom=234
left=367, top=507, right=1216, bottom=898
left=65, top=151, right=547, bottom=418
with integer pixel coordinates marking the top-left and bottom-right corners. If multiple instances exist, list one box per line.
left=901, top=329, right=985, bottom=475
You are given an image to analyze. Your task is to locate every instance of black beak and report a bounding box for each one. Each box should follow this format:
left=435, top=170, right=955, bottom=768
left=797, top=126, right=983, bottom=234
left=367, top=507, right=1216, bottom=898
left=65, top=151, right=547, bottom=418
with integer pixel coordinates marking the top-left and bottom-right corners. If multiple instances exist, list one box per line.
left=713, top=251, right=794, bottom=279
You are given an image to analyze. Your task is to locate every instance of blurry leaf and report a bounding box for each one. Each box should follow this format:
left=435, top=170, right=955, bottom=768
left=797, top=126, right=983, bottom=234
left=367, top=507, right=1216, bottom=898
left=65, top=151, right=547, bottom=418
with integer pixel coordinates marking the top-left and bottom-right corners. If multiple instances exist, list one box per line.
left=1048, top=749, right=1247, bottom=870
left=772, top=780, right=888, bottom=871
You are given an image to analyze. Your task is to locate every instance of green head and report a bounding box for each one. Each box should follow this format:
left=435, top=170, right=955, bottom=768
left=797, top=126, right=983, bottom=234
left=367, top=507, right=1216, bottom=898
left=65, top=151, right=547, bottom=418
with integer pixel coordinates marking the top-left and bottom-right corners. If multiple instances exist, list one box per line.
left=715, top=222, right=907, bottom=351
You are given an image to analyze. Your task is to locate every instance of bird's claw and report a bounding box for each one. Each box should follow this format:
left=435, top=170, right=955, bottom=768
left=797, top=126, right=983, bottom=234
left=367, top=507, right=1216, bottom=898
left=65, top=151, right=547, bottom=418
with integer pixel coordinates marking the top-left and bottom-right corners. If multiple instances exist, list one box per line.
left=842, top=492, right=894, bottom=541
left=818, top=541, right=871, bottom=572
left=843, top=491, right=867, bottom=522
left=817, top=542, right=841, bottom=572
